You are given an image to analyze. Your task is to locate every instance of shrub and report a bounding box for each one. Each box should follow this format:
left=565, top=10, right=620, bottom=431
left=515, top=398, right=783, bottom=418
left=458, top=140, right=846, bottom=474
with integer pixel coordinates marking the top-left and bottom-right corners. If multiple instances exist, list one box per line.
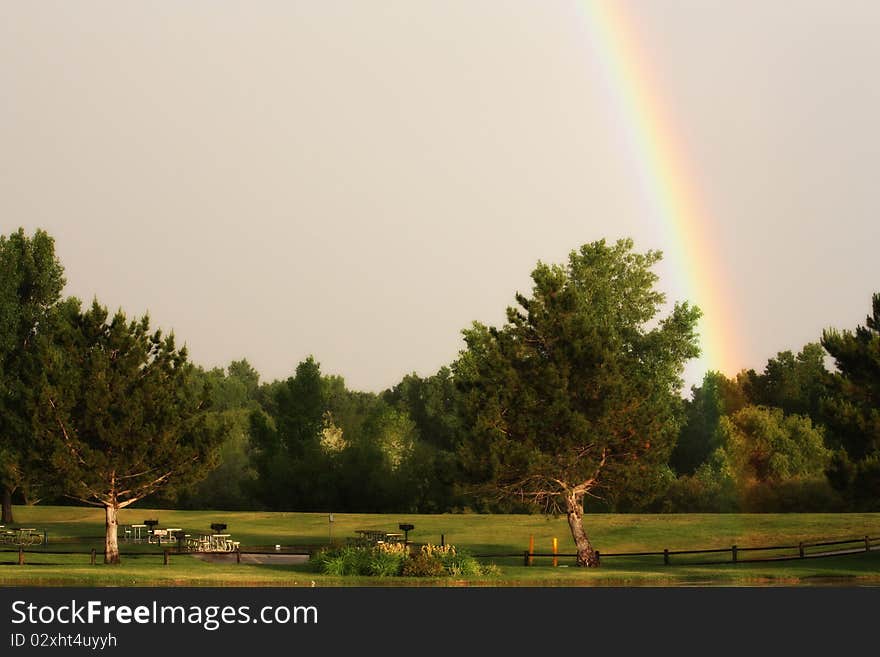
left=481, top=563, right=502, bottom=577
left=313, top=542, right=408, bottom=577
left=740, top=477, right=845, bottom=512
left=401, top=551, right=445, bottom=577
left=370, top=542, right=408, bottom=577
left=312, top=542, right=491, bottom=578
left=312, top=545, right=372, bottom=576
left=410, top=543, right=486, bottom=577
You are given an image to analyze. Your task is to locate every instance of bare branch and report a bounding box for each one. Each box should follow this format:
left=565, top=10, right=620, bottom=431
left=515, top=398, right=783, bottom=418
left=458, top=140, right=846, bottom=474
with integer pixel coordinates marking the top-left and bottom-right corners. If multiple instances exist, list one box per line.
left=116, top=466, right=161, bottom=481
left=572, top=448, right=608, bottom=495
left=63, top=494, right=106, bottom=508
left=116, top=470, right=174, bottom=501
left=47, top=398, right=87, bottom=467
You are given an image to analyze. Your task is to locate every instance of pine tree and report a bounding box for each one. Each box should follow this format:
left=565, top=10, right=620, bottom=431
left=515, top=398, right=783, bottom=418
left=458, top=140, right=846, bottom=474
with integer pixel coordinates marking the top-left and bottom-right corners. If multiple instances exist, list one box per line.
left=0, top=228, right=65, bottom=523
left=454, top=239, right=700, bottom=566
left=35, top=300, right=222, bottom=563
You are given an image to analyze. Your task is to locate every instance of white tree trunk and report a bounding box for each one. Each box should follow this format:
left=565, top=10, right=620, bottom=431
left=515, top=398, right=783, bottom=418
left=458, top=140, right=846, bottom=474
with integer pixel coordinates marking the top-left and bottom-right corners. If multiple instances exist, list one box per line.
left=566, top=492, right=599, bottom=567
left=104, top=504, right=120, bottom=564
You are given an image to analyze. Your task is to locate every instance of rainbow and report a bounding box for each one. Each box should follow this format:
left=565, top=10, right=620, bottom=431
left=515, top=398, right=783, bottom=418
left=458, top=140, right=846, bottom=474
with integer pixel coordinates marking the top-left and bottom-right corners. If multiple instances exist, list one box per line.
left=575, top=0, right=742, bottom=376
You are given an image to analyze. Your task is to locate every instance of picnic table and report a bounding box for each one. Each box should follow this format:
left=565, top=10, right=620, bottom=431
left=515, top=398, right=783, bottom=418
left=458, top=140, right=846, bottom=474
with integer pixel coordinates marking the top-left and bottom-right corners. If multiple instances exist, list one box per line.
left=124, top=524, right=147, bottom=543
left=0, top=527, right=43, bottom=546
left=183, top=533, right=239, bottom=552
left=354, top=530, right=406, bottom=544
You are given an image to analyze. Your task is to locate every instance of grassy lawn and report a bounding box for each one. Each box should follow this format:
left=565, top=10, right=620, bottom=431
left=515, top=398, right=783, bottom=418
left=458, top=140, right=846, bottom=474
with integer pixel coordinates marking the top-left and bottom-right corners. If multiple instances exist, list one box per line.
left=1, top=506, right=879, bottom=586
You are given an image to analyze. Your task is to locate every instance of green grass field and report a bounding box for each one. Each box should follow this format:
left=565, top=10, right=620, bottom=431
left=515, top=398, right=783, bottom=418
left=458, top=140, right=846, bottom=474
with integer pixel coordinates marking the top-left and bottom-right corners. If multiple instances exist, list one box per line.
left=2, top=506, right=879, bottom=586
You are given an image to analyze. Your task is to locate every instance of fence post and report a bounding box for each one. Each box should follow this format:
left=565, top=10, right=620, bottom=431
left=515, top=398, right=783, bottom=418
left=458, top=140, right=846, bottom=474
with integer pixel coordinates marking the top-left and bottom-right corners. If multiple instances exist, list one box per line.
left=664, top=548, right=669, bottom=566
left=552, top=538, right=558, bottom=567
left=523, top=550, right=530, bottom=567
left=236, top=547, right=241, bottom=564
left=18, top=546, right=24, bottom=565
left=595, top=550, right=600, bottom=565
left=528, top=535, right=534, bottom=567
left=90, top=548, right=96, bottom=565
left=163, top=549, right=169, bottom=566
left=732, top=545, right=738, bottom=563
left=865, top=536, right=871, bottom=553
left=440, top=534, right=445, bottom=547
left=799, top=542, right=804, bottom=559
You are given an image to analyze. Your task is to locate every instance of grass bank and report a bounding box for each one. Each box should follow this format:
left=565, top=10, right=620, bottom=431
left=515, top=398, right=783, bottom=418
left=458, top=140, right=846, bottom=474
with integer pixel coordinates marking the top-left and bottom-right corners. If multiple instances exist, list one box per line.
left=1, top=506, right=878, bottom=586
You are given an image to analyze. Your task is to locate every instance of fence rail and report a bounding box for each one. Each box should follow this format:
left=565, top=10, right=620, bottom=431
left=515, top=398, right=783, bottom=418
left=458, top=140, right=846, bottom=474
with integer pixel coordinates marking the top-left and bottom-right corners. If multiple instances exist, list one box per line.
left=473, top=534, right=880, bottom=566
left=0, top=545, right=311, bottom=566
left=3, top=534, right=878, bottom=568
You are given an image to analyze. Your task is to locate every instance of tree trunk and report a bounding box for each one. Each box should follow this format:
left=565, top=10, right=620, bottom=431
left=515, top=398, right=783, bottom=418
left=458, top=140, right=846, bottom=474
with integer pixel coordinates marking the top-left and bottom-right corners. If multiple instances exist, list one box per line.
left=104, top=504, right=120, bottom=564
left=1, top=486, right=14, bottom=524
left=566, top=491, right=599, bottom=567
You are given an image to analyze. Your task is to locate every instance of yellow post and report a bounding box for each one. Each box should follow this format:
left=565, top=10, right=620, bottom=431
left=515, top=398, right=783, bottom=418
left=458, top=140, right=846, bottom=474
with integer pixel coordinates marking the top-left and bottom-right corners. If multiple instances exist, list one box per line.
left=528, top=535, right=534, bottom=566
left=552, top=537, right=558, bottom=567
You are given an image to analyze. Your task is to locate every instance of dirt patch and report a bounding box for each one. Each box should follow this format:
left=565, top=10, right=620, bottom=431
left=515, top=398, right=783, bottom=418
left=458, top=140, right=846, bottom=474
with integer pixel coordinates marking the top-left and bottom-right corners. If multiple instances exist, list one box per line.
left=192, top=553, right=309, bottom=566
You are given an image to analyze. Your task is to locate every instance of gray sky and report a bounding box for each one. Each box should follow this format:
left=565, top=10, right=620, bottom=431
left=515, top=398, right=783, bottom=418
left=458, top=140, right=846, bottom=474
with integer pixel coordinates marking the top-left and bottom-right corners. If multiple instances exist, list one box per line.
left=2, top=1, right=878, bottom=392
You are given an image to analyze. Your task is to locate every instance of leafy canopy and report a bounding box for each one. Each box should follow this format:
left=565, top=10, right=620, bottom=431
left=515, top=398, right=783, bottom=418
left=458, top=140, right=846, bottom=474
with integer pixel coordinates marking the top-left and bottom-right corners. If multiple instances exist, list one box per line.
left=454, top=238, right=701, bottom=511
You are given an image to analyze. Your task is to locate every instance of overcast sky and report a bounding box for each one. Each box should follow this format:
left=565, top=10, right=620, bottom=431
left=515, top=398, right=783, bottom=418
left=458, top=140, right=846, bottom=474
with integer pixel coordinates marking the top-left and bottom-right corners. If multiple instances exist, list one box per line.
left=2, top=1, right=878, bottom=392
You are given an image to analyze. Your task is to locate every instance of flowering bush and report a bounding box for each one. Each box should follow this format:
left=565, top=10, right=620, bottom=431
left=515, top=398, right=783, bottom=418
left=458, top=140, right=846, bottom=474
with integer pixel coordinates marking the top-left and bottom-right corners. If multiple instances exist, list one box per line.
left=401, top=551, right=445, bottom=577
left=402, top=543, right=495, bottom=578
left=420, top=543, right=456, bottom=558
left=311, top=542, right=499, bottom=578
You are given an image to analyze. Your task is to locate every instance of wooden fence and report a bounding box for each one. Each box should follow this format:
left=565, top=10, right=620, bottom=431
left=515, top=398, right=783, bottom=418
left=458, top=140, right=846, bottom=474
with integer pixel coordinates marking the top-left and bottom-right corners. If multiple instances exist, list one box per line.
left=3, top=534, right=878, bottom=567
left=0, top=545, right=311, bottom=565
left=475, top=534, right=880, bottom=566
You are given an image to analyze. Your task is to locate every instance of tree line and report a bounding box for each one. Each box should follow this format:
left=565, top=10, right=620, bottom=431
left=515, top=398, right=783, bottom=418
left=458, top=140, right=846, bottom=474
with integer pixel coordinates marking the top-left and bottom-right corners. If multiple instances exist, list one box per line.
left=1, top=227, right=878, bottom=565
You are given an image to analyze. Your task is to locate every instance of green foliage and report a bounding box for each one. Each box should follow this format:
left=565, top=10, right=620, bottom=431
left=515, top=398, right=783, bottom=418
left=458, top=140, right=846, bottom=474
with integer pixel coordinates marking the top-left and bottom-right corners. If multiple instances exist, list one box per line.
left=821, top=294, right=880, bottom=509
left=312, top=546, right=374, bottom=576
left=740, top=477, right=844, bottom=513
left=826, top=451, right=880, bottom=511
left=720, top=406, right=830, bottom=484
left=742, top=344, right=830, bottom=419
left=0, top=228, right=66, bottom=516
left=401, top=551, right=445, bottom=577
left=249, top=355, right=460, bottom=513
left=454, top=238, right=701, bottom=522
left=33, top=300, right=224, bottom=510
left=311, top=544, right=407, bottom=577
left=383, top=367, right=462, bottom=452
left=662, top=449, right=739, bottom=512
left=369, top=546, right=407, bottom=577
left=166, top=362, right=261, bottom=510
left=5, top=227, right=866, bottom=518
left=671, top=370, right=747, bottom=475
left=309, top=542, right=491, bottom=578
left=249, top=356, right=331, bottom=510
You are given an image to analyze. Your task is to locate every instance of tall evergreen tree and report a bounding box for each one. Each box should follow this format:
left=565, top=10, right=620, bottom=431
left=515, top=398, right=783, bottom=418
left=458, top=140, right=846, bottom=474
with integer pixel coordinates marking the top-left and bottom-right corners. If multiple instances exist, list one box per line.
left=743, top=343, right=829, bottom=419
left=35, top=300, right=222, bottom=563
left=0, top=228, right=65, bottom=523
left=821, top=293, right=880, bottom=507
left=249, top=356, right=328, bottom=509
